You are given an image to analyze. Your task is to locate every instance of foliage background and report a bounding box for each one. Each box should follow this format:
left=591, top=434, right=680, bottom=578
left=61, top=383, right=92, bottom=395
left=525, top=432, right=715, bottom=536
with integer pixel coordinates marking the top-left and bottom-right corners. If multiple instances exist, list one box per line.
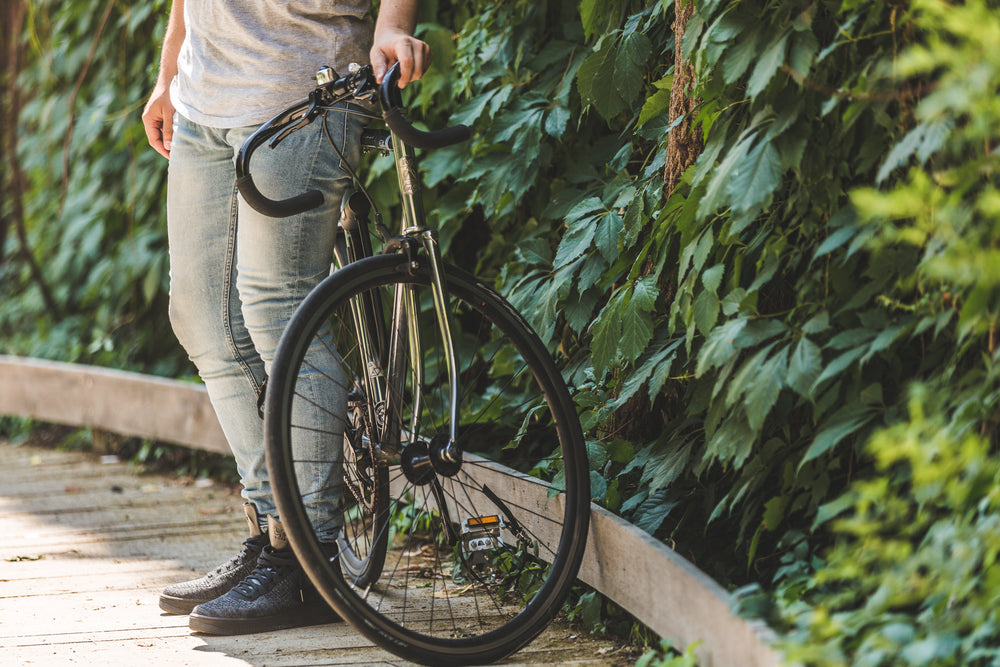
left=4, top=0, right=1000, bottom=662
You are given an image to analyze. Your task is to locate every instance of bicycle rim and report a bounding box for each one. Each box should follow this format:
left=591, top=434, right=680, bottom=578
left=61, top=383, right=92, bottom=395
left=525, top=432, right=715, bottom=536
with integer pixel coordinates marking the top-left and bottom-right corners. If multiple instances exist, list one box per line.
left=266, top=254, right=590, bottom=665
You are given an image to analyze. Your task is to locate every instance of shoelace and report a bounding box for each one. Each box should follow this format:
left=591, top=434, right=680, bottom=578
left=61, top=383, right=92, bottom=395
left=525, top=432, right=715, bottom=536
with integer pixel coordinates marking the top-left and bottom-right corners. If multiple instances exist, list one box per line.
left=230, top=548, right=297, bottom=599
left=210, top=536, right=264, bottom=577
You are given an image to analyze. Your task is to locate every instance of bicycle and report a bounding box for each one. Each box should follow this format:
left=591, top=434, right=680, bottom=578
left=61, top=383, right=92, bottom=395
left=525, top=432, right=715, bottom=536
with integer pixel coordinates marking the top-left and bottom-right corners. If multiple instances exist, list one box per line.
left=237, top=62, right=591, bottom=666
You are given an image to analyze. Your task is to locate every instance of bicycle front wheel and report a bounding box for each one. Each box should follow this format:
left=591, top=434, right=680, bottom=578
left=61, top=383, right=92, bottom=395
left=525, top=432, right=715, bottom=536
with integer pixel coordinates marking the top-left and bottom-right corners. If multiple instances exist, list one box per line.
left=265, top=253, right=590, bottom=665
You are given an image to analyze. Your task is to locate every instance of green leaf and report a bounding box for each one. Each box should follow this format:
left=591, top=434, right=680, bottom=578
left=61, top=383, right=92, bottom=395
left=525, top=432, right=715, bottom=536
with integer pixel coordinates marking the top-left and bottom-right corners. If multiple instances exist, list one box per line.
left=565, top=196, right=605, bottom=224
left=799, top=402, right=877, bottom=468
left=577, top=44, right=624, bottom=120
left=744, top=347, right=788, bottom=431
left=812, top=490, right=858, bottom=528
left=544, top=105, right=571, bottom=138
left=813, top=226, right=857, bottom=261
left=554, top=217, right=599, bottom=269
left=721, top=287, right=748, bottom=316
left=633, top=493, right=677, bottom=534
left=697, top=317, right=748, bottom=374
left=595, top=210, right=624, bottom=262
left=722, top=27, right=761, bottom=83
left=700, top=132, right=753, bottom=216
left=564, top=287, right=599, bottom=335
left=451, top=88, right=498, bottom=126
left=517, top=238, right=552, bottom=265
left=692, top=289, right=720, bottom=336
left=733, top=319, right=788, bottom=349
left=579, top=0, right=613, bottom=38
left=589, top=470, right=608, bottom=503
left=787, top=337, right=823, bottom=398
left=762, top=495, right=790, bottom=531
left=725, top=343, right=776, bottom=409
left=876, top=119, right=954, bottom=184
left=590, top=297, right=625, bottom=374
left=801, top=311, right=830, bottom=334
left=811, top=346, right=866, bottom=392
left=615, top=31, right=652, bottom=105
left=787, top=30, right=819, bottom=78
left=706, top=412, right=755, bottom=467
left=638, top=87, right=671, bottom=127
left=861, top=323, right=908, bottom=363
left=613, top=335, right=682, bottom=409
left=621, top=286, right=655, bottom=363
left=702, top=263, right=725, bottom=294
left=747, top=31, right=789, bottom=97
left=727, top=138, right=784, bottom=216
left=586, top=440, right=610, bottom=470
left=631, top=275, right=660, bottom=311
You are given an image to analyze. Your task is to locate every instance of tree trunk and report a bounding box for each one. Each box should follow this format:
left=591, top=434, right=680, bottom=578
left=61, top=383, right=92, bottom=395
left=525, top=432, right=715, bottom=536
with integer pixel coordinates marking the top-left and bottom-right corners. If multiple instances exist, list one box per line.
left=607, top=2, right=703, bottom=444
left=0, top=0, right=27, bottom=264
left=663, top=0, right=703, bottom=197
left=1, top=1, right=61, bottom=316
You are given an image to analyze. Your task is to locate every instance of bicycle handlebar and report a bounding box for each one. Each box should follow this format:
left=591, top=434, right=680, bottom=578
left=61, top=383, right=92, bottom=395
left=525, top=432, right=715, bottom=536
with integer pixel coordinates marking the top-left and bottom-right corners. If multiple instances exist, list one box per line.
left=378, top=66, right=471, bottom=150
left=235, top=63, right=469, bottom=219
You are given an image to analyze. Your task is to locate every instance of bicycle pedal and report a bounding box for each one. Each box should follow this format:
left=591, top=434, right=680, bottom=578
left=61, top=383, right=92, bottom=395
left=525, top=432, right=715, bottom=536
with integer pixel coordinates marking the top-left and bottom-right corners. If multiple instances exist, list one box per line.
left=460, top=515, right=508, bottom=582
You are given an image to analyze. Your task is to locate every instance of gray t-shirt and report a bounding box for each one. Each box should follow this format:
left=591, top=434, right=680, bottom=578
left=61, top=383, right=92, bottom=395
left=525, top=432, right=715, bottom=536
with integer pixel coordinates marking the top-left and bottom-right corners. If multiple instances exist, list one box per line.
left=171, top=0, right=373, bottom=128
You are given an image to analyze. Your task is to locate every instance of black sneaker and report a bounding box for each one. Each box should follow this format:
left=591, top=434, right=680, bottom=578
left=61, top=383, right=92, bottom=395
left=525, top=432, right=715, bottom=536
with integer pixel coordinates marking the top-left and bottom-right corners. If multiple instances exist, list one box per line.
left=159, top=503, right=268, bottom=615
left=188, top=516, right=340, bottom=635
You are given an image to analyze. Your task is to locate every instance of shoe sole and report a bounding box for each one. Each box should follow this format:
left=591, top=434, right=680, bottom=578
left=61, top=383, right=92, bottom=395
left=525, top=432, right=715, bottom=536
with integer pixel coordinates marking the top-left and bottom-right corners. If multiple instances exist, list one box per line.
left=159, top=594, right=204, bottom=615
left=188, top=605, right=341, bottom=635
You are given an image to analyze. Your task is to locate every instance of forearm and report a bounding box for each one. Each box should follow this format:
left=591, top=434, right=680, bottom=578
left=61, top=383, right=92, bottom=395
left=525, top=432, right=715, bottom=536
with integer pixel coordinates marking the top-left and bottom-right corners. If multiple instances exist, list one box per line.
left=373, top=0, right=419, bottom=40
left=370, top=0, right=429, bottom=86
left=155, top=0, right=186, bottom=87
left=143, top=0, right=184, bottom=159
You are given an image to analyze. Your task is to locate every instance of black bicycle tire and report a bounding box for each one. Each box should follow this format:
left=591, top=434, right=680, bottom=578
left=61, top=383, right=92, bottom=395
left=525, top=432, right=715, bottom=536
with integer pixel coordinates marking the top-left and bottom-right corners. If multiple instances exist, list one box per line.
left=265, top=253, right=590, bottom=666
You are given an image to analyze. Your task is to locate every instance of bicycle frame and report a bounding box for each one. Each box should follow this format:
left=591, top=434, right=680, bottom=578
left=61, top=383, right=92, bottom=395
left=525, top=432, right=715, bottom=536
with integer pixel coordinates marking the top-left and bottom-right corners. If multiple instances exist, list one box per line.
left=236, top=61, right=468, bottom=491
left=332, top=112, right=461, bottom=466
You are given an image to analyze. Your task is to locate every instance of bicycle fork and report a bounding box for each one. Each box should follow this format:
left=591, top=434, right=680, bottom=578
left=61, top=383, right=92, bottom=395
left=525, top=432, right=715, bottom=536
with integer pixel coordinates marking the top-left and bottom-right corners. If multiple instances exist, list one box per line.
left=333, top=197, right=461, bottom=469
left=393, top=230, right=463, bottom=548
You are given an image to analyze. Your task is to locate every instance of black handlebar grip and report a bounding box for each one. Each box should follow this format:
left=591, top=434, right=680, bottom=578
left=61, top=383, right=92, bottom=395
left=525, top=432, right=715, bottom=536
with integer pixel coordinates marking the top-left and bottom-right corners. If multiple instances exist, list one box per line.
left=382, top=107, right=471, bottom=150
left=379, top=63, right=471, bottom=150
left=236, top=174, right=325, bottom=218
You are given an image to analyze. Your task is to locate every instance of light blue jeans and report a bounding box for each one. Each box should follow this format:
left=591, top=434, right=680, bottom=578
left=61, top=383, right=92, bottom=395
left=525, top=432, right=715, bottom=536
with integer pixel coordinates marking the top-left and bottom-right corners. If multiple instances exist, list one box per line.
left=167, top=111, right=361, bottom=540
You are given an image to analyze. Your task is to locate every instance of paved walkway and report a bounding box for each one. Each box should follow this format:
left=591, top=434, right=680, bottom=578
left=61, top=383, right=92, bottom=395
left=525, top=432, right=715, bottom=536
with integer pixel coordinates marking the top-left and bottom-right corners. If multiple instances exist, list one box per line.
left=0, top=439, right=636, bottom=666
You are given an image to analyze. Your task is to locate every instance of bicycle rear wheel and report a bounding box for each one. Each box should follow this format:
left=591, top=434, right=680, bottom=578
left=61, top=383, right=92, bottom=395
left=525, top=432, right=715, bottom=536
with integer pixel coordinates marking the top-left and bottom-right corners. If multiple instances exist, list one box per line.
left=265, top=253, right=590, bottom=666
left=338, top=403, right=389, bottom=587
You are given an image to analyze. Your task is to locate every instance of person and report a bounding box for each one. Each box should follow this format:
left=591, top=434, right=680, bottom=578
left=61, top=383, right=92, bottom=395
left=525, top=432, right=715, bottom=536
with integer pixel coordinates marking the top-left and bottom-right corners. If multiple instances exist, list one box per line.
left=140, top=0, right=430, bottom=635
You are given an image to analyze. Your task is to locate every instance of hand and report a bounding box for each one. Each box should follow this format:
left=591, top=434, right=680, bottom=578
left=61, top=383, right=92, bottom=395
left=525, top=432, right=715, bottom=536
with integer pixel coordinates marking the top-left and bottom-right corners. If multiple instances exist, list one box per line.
left=370, top=30, right=432, bottom=88
left=142, top=83, right=175, bottom=159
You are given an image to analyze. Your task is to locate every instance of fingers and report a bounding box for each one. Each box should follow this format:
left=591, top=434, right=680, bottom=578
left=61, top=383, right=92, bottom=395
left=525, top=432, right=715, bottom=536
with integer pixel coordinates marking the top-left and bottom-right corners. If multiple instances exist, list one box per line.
left=161, top=116, right=174, bottom=156
left=142, top=116, right=169, bottom=160
left=371, top=49, right=391, bottom=84
left=404, top=39, right=432, bottom=87
left=141, top=94, right=174, bottom=160
left=371, top=35, right=432, bottom=88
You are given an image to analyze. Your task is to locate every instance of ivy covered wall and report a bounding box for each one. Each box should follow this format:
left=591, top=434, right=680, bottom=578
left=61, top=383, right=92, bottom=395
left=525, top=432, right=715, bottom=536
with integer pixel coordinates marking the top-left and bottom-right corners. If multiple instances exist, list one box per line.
left=5, top=0, right=1000, bottom=661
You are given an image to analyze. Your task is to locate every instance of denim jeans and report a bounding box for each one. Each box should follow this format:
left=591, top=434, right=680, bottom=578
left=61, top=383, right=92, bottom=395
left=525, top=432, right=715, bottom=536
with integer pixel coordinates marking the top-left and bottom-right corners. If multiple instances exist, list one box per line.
left=167, top=111, right=362, bottom=540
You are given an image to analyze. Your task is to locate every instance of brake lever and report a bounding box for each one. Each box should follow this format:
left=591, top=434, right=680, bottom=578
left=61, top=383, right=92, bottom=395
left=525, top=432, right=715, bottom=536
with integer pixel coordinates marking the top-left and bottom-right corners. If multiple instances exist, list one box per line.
left=268, top=93, right=323, bottom=149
